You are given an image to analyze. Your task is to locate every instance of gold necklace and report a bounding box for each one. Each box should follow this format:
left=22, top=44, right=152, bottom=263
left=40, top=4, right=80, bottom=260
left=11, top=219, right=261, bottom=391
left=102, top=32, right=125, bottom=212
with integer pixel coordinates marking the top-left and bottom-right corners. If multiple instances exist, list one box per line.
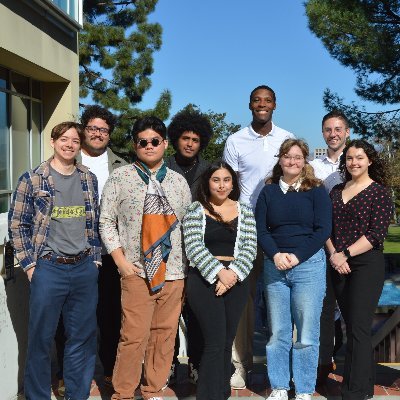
left=182, top=159, right=198, bottom=174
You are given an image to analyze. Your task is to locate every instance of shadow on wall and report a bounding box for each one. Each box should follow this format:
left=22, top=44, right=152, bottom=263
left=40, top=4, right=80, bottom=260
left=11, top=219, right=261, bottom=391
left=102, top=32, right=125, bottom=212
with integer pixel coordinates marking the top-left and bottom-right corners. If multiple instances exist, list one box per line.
left=0, top=266, right=30, bottom=398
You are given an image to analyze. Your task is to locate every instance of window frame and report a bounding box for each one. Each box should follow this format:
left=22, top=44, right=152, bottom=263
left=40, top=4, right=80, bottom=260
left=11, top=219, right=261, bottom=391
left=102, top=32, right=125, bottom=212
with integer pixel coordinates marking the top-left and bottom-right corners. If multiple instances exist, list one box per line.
left=0, top=66, right=43, bottom=214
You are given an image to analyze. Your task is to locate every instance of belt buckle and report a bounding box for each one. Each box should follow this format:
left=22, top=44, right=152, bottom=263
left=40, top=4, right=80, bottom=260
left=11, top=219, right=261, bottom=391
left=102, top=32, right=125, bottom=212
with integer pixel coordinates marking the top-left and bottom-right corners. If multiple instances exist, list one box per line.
left=61, top=256, right=72, bottom=264
left=46, top=249, right=89, bottom=264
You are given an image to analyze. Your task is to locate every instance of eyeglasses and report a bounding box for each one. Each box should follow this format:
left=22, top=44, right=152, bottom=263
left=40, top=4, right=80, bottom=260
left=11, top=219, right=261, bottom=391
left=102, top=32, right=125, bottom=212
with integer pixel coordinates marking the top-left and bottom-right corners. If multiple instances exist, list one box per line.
left=85, top=125, right=110, bottom=135
left=282, top=154, right=304, bottom=162
left=136, top=138, right=164, bottom=148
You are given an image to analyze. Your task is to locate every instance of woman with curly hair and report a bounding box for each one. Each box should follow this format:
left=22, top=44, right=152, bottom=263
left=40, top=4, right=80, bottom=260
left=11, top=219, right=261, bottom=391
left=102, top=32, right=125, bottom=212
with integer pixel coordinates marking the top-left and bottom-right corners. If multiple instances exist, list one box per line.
left=327, top=139, right=392, bottom=400
left=183, top=161, right=257, bottom=400
left=255, top=138, right=332, bottom=400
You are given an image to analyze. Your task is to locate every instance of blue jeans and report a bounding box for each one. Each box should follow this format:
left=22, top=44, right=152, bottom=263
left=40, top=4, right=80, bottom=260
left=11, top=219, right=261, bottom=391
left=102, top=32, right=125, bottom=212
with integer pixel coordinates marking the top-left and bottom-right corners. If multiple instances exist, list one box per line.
left=24, top=254, right=98, bottom=400
left=264, top=249, right=326, bottom=394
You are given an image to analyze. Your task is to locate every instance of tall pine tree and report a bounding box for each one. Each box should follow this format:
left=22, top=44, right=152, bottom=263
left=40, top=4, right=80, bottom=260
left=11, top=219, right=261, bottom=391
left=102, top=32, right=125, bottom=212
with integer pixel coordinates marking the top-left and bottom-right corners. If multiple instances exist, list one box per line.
left=305, top=0, right=400, bottom=144
left=80, top=0, right=171, bottom=154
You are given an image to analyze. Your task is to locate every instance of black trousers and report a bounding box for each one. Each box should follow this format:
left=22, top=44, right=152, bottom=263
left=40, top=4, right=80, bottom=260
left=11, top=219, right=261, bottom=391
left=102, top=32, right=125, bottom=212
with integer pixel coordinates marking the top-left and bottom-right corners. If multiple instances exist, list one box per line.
left=96, top=254, right=121, bottom=376
left=172, top=300, right=203, bottom=370
left=319, top=258, right=337, bottom=364
left=332, top=249, right=384, bottom=400
left=186, top=267, right=249, bottom=400
left=55, top=318, right=65, bottom=380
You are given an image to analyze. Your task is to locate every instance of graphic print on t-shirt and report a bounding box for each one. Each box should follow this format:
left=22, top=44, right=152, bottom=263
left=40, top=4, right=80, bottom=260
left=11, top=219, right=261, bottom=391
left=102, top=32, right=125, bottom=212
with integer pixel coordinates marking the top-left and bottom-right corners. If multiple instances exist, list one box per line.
left=45, top=167, right=88, bottom=256
left=51, top=206, right=85, bottom=219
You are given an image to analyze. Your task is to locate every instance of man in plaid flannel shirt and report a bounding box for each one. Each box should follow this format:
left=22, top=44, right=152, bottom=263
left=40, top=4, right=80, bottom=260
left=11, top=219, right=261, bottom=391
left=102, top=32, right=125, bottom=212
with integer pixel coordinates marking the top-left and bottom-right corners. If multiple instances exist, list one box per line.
left=8, top=121, right=101, bottom=400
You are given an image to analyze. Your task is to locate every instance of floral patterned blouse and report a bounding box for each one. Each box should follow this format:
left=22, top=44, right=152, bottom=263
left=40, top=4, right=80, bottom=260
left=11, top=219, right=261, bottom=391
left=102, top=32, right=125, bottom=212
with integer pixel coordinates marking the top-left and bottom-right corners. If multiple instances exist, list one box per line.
left=330, top=181, right=392, bottom=251
left=99, top=164, right=192, bottom=280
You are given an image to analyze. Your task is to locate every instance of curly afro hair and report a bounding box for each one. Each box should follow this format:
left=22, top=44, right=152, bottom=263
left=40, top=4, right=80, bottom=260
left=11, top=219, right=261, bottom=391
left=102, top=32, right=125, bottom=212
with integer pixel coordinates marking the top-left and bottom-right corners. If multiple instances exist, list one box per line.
left=80, top=105, right=117, bottom=134
left=167, top=109, right=213, bottom=151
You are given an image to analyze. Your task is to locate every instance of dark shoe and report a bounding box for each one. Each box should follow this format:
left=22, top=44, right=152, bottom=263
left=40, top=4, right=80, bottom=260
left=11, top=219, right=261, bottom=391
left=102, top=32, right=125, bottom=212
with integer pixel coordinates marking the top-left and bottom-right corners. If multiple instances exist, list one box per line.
left=188, top=362, right=198, bottom=385
left=316, top=362, right=336, bottom=386
left=169, top=362, right=177, bottom=385
left=162, top=363, right=177, bottom=389
left=104, top=375, right=113, bottom=387
left=57, top=379, right=65, bottom=396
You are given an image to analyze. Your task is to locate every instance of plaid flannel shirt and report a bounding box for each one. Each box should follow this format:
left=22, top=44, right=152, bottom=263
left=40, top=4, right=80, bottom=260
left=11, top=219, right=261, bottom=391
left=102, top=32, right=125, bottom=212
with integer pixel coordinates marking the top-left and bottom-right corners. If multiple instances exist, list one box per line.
left=8, top=157, right=101, bottom=271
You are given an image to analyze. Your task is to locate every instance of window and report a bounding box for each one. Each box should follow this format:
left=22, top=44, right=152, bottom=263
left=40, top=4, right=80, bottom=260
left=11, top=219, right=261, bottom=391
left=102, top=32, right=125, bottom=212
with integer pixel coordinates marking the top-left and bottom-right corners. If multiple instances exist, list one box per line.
left=0, top=66, right=43, bottom=213
left=0, top=91, right=9, bottom=213
left=51, top=0, right=83, bottom=24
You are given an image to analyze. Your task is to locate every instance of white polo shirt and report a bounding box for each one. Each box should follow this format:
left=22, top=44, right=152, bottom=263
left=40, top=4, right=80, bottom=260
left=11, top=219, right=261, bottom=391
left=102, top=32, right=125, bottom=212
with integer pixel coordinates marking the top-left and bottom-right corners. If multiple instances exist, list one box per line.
left=223, top=123, right=294, bottom=209
left=309, top=154, right=343, bottom=193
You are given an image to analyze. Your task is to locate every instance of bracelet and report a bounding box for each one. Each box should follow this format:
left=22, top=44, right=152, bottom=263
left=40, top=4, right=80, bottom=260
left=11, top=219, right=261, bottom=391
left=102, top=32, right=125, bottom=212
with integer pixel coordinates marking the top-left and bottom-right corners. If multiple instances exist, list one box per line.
left=343, top=248, right=351, bottom=258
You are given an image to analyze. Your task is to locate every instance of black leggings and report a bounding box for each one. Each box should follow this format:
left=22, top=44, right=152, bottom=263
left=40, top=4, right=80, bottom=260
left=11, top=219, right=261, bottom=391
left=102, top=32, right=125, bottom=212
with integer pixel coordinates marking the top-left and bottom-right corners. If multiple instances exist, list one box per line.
left=186, top=266, right=249, bottom=400
left=332, top=249, right=384, bottom=400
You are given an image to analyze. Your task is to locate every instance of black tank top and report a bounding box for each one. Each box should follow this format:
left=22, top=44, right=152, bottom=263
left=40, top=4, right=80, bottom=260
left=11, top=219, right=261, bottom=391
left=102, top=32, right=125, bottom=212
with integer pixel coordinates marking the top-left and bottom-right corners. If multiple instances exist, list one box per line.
left=204, top=214, right=238, bottom=257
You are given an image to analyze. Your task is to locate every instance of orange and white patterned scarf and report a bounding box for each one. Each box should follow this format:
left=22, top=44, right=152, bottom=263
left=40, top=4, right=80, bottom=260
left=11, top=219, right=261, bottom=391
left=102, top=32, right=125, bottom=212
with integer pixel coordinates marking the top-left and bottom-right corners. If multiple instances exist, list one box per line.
left=134, top=161, right=178, bottom=292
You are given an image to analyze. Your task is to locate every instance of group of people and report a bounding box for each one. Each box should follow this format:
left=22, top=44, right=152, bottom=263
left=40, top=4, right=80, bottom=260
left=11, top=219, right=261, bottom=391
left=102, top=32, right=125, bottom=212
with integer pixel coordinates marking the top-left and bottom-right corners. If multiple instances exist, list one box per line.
left=8, top=84, right=393, bottom=400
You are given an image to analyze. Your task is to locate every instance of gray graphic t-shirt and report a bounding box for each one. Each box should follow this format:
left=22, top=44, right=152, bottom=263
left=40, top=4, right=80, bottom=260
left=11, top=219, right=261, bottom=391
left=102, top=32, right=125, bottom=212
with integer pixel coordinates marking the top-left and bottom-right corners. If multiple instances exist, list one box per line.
left=45, top=166, right=88, bottom=256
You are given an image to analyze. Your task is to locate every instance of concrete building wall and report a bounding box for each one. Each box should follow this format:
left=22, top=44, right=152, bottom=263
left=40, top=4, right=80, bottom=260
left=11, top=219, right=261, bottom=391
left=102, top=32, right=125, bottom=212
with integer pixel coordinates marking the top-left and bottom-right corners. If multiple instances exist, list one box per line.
left=0, top=1, right=81, bottom=397
left=0, top=0, right=80, bottom=154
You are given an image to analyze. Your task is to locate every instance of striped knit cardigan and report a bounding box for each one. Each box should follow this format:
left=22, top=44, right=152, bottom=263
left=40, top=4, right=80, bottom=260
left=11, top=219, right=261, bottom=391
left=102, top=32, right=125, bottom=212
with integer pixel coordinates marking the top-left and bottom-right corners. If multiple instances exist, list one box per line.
left=182, top=201, right=257, bottom=284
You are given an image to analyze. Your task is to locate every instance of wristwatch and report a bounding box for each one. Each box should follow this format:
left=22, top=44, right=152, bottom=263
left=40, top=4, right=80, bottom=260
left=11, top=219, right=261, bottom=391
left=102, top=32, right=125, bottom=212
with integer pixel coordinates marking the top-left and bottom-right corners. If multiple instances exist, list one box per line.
left=343, top=248, right=351, bottom=259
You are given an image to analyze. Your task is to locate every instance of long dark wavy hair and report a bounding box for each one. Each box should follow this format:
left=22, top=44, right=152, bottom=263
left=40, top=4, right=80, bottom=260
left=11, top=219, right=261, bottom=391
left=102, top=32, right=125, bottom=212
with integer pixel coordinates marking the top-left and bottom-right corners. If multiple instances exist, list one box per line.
left=196, top=161, right=240, bottom=225
left=339, top=139, right=388, bottom=186
left=267, top=138, right=322, bottom=191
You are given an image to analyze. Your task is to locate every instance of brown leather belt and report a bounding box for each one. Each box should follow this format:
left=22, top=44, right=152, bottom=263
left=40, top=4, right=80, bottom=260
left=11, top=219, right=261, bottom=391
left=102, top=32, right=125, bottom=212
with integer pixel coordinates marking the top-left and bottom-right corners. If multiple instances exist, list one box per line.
left=41, top=248, right=91, bottom=264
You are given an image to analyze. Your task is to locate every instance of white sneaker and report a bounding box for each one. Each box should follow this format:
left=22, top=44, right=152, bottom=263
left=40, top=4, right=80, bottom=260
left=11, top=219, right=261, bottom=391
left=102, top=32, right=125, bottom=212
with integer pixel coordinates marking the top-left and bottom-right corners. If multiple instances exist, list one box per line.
left=267, top=389, right=288, bottom=400
left=230, top=368, right=246, bottom=389
left=148, top=397, right=163, bottom=400
left=295, top=394, right=312, bottom=400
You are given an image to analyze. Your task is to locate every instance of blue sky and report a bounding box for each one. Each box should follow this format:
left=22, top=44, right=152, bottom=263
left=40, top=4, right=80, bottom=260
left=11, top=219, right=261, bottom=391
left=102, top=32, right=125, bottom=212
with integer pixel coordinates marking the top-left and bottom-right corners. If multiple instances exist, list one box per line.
left=139, top=0, right=368, bottom=151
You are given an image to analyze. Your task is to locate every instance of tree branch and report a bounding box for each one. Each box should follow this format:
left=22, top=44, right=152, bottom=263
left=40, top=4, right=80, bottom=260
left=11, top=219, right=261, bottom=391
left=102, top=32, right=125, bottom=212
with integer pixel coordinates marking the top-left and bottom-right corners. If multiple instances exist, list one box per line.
left=381, top=1, right=400, bottom=24
left=80, top=64, right=118, bottom=87
left=356, top=108, right=400, bottom=116
left=97, top=0, right=136, bottom=6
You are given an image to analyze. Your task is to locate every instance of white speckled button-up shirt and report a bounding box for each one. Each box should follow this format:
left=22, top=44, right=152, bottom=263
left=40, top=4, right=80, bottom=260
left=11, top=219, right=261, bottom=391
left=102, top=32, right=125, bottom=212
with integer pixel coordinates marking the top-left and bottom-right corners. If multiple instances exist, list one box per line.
left=99, top=164, right=192, bottom=280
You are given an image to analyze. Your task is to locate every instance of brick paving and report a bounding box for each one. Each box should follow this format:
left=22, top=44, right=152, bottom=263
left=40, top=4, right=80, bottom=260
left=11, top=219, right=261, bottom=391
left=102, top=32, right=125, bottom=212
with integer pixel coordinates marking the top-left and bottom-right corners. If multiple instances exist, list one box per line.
left=43, top=361, right=400, bottom=399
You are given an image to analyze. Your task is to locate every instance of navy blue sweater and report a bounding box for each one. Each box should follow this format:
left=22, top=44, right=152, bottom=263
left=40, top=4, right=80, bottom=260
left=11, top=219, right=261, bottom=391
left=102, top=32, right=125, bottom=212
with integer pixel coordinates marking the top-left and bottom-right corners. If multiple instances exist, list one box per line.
left=255, top=183, right=332, bottom=263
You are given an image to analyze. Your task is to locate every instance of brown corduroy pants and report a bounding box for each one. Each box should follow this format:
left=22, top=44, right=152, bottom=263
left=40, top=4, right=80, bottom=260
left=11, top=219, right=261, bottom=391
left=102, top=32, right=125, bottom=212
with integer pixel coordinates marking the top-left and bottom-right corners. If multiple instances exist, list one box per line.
left=111, top=274, right=184, bottom=400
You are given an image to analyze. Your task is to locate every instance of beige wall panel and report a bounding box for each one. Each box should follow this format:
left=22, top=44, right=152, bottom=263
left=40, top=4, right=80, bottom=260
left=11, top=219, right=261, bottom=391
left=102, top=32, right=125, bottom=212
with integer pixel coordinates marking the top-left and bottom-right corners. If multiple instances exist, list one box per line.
left=0, top=3, right=78, bottom=82
left=42, top=81, right=80, bottom=159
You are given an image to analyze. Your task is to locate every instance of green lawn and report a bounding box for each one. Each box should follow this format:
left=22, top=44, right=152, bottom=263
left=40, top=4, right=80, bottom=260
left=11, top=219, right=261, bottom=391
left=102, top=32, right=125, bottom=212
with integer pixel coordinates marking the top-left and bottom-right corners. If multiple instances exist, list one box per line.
left=384, top=225, right=400, bottom=253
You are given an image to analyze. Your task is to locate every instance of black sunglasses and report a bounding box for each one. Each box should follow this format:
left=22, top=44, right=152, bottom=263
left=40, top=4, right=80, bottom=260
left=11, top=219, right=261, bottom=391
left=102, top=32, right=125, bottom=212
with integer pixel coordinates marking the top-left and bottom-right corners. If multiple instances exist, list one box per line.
left=136, top=138, right=163, bottom=148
